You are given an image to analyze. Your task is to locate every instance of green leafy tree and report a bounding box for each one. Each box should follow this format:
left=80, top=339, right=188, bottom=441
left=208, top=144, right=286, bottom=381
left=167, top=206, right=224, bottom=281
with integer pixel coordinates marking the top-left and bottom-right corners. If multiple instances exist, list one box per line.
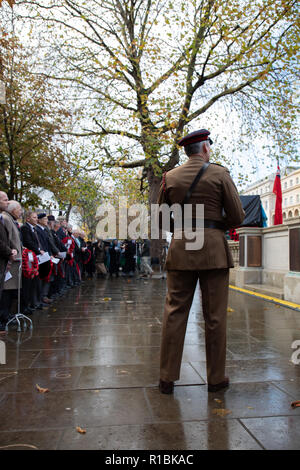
left=66, top=175, right=105, bottom=239
left=0, top=32, right=72, bottom=207
left=18, top=0, right=299, bottom=203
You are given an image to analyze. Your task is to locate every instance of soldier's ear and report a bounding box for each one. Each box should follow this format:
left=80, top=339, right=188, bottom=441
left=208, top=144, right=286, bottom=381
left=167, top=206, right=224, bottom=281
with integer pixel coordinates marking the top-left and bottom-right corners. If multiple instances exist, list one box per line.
left=203, top=141, right=209, bottom=154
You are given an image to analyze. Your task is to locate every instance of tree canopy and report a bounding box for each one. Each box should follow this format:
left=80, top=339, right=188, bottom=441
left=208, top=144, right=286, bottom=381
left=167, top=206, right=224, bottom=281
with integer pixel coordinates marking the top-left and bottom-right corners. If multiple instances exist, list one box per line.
left=15, top=0, right=299, bottom=203
left=0, top=32, right=74, bottom=207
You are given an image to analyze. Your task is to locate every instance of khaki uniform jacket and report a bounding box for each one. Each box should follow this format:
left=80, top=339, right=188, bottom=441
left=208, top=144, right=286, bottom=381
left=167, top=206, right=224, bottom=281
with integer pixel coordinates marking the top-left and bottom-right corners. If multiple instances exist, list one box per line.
left=157, top=156, right=245, bottom=270
left=2, top=211, right=22, bottom=290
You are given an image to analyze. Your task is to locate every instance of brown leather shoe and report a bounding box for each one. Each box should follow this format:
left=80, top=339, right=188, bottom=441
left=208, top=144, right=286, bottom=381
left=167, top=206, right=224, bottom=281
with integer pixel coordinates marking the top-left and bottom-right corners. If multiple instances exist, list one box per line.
left=208, top=377, right=229, bottom=392
left=159, top=379, right=174, bottom=394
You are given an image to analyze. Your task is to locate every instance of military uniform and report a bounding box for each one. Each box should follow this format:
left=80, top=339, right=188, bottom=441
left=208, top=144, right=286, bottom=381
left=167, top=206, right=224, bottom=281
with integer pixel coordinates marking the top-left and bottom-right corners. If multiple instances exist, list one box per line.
left=158, top=130, right=245, bottom=389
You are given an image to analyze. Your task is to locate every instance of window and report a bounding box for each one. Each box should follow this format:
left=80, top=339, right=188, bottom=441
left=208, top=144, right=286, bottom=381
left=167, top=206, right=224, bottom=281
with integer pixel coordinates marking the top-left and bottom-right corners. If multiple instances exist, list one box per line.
left=290, top=196, right=293, bottom=205
left=284, top=182, right=287, bottom=189
left=265, top=201, right=268, bottom=209
left=296, top=177, right=299, bottom=185
left=297, top=194, right=300, bottom=203
left=284, top=198, right=288, bottom=207
left=290, top=180, right=293, bottom=187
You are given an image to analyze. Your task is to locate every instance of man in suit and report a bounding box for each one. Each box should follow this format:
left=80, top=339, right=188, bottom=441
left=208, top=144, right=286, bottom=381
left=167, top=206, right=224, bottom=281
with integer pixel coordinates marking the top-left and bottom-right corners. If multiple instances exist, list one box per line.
left=20, top=210, right=44, bottom=311
left=51, top=220, right=68, bottom=294
left=56, top=219, right=68, bottom=241
left=36, top=213, right=56, bottom=305
left=0, top=192, right=17, bottom=331
left=21, top=211, right=44, bottom=256
left=157, top=129, right=245, bottom=394
left=0, top=201, right=23, bottom=325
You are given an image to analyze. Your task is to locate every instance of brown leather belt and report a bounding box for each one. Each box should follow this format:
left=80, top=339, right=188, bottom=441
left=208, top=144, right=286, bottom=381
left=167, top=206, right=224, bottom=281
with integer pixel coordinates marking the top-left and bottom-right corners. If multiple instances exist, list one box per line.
left=189, top=219, right=225, bottom=230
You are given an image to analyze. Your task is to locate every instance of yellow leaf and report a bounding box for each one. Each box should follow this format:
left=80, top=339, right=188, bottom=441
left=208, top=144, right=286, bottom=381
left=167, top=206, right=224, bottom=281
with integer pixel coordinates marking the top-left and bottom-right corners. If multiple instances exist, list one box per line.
left=214, top=398, right=222, bottom=403
left=36, top=384, right=49, bottom=393
left=76, top=426, right=86, bottom=434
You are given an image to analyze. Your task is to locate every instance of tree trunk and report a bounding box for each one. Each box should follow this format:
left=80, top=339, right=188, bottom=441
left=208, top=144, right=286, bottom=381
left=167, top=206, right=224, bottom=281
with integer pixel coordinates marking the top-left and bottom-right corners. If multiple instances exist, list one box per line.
left=147, top=168, right=164, bottom=269
left=0, top=153, right=8, bottom=193
left=65, top=203, right=72, bottom=222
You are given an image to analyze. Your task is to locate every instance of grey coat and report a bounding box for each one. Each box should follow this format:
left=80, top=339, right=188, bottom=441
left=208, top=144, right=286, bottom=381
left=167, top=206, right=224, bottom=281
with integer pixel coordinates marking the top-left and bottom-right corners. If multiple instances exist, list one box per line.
left=2, top=212, right=22, bottom=290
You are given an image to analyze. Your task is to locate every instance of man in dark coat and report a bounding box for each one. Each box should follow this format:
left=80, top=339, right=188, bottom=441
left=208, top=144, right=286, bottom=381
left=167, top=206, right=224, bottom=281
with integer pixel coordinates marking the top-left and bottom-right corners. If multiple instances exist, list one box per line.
left=20, top=210, right=44, bottom=311
left=109, top=239, right=120, bottom=278
left=52, top=220, right=68, bottom=293
left=36, top=213, right=55, bottom=305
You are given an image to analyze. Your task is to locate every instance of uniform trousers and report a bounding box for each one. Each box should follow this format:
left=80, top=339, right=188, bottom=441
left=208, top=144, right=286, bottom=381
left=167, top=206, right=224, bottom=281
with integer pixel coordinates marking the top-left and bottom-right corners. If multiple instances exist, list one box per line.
left=160, top=268, right=229, bottom=385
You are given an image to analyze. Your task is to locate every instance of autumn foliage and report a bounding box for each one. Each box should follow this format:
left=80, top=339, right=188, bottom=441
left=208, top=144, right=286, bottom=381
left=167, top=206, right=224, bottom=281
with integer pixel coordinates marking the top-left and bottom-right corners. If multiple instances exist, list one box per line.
left=0, top=0, right=15, bottom=7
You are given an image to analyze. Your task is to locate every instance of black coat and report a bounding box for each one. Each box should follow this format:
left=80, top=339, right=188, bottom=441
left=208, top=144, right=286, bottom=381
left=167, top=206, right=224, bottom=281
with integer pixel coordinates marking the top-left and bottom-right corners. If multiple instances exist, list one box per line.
left=35, top=225, right=52, bottom=253
left=20, top=223, right=41, bottom=255
left=56, top=226, right=67, bottom=241
left=50, top=229, right=67, bottom=253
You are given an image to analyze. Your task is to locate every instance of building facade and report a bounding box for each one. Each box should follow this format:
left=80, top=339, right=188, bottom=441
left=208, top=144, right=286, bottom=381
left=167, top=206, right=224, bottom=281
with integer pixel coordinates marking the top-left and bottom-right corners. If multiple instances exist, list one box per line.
left=241, top=166, right=300, bottom=226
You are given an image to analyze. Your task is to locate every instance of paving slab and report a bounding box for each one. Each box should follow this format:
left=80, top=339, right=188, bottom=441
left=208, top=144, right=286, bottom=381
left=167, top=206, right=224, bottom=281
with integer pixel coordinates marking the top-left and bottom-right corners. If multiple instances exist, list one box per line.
left=0, top=277, right=300, bottom=450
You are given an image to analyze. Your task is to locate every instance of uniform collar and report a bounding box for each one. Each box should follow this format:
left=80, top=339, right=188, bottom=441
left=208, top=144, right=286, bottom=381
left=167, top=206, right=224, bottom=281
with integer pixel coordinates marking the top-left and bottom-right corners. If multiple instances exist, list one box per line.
left=188, top=155, right=208, bottom=162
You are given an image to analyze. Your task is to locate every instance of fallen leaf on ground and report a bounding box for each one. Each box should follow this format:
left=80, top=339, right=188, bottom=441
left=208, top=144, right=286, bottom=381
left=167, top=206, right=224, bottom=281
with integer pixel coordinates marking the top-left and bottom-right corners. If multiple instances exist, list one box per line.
left=36, top=384, right=49, bottom=393
left=214, top=398, right=222, bottom=403
left=102, top=297, right=112, bottom=301
left=227, top=307, right=234, bottom=312
left=76, top=426, right=86, bottom=434
left=291, top=401, right=300, bottom=408
left=212, top=408, right=232, bottom=417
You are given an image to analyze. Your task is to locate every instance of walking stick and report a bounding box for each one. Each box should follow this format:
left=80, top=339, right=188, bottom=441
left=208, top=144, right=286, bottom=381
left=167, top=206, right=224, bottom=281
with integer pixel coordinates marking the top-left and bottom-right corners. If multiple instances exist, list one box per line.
left=5, top=258, right=33, bottom=332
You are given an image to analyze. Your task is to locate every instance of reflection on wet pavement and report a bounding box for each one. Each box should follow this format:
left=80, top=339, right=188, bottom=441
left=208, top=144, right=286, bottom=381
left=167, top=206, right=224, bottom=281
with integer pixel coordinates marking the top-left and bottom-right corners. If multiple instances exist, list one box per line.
left=0, top=278, right=299, bottom=450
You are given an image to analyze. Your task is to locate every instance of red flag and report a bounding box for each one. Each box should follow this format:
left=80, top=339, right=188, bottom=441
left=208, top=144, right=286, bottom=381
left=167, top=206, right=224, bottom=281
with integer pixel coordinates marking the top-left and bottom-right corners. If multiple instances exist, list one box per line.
left=273, top=164, right=283, bottom=225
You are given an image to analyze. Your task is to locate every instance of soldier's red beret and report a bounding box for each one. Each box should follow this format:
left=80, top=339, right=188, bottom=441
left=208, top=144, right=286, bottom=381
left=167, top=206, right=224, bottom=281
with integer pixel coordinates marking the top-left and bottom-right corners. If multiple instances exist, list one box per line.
left=178, top=129, right=212, bottom=146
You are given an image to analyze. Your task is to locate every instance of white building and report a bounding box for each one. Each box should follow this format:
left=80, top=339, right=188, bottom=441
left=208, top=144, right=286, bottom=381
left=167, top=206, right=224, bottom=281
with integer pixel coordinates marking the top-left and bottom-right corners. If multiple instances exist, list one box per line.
left=241, top=166, right=300, bottom=226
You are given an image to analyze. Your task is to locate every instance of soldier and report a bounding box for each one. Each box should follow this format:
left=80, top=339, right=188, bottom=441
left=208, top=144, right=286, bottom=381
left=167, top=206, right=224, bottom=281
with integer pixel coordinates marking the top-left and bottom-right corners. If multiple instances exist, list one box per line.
left=158, top=129, right=245, bottom=394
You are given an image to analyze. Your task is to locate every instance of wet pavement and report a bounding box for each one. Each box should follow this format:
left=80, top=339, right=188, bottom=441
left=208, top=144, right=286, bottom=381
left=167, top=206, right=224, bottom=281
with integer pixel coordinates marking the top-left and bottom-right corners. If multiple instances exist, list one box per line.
left=0, top=276, right=300, bottom=450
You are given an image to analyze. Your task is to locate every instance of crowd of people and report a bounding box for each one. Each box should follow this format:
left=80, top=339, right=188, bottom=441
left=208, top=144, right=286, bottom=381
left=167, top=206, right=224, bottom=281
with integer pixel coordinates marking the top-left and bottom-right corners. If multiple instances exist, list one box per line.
left=90, top=237, right=155, bottom=280
left=0, top=191, right=163, bottom=332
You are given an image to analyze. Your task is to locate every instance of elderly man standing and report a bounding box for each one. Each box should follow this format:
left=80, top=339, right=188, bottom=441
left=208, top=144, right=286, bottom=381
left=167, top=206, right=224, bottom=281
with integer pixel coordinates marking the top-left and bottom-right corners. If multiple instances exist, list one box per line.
left=36, top=213, right=54, bottom=305
left=52, top=219, right=68, bottom=295
left=21, top=210, right=44, bottom=311
left=0, top=192, right=17, bottom=332
left=0, top=201, right=23, bottom=326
